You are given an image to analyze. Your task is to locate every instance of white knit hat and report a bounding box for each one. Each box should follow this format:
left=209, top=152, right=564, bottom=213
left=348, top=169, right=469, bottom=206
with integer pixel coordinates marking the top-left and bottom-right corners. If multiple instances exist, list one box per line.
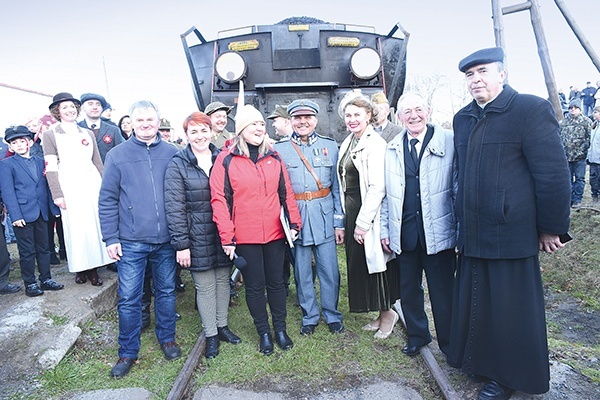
left=235, top=105, right=264, bottom=134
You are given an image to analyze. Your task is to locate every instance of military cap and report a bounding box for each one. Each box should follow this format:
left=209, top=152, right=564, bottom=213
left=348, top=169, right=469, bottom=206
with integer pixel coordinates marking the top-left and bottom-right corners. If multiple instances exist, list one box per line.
left=204, top=101, right=233, bottom=116
left=4, top=125, right=34, bottom=143
left=80, top=93, right=108, bottom=110
left=159, top=118, right=172, bottom=130
left=287, top=99, right=319, bottom=117
left=568, top=98, right=582, bottom=110
left=267, top=104, right=290, bottom=120
left=458, top=47, right=505, bottom=73
left=371, top=92, right=389, bottom=105
left=49, top=92, right=81, bottom=110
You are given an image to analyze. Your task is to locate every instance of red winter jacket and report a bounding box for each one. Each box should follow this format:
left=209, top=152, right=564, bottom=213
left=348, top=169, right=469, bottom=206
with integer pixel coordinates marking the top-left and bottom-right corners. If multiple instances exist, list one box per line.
left=210, top=146, right=301, bottom=245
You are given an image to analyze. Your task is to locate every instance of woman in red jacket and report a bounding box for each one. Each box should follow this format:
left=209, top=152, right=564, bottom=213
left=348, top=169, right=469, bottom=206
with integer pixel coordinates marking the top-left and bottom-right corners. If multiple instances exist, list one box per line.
left=210, top=105, right=301, bottom=356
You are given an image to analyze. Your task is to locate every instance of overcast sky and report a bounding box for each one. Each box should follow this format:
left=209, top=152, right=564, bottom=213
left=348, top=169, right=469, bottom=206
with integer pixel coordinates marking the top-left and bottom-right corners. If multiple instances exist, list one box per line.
left=1, top=0, right=598, bottom=134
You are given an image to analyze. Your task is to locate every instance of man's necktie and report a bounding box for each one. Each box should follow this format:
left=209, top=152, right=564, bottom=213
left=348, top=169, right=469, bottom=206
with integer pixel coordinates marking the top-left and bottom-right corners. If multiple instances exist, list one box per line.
left=410, top=138, right=419, bottom=168
left=91, top=124, right=97, bottom=129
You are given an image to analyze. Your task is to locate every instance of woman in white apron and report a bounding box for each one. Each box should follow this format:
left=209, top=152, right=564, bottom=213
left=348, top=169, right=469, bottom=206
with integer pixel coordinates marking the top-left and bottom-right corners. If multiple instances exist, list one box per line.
left=42, top=92, right=113, bottom=285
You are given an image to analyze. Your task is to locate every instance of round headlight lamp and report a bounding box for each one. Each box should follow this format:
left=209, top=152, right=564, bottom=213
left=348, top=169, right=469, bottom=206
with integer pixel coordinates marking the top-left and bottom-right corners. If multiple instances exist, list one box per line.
left=215, top=52, right=247, bottom=84
left=350, top=47, right=381, bottom=80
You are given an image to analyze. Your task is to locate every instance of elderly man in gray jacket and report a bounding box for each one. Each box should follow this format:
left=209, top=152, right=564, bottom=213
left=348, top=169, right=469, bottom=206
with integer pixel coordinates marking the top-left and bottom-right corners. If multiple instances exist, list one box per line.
left=381, top=92, right=457, bottom=357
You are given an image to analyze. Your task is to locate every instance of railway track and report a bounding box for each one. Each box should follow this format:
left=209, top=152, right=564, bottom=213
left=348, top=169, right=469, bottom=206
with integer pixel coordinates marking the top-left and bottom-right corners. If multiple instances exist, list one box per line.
left=164, top=301, right=460, bottom=400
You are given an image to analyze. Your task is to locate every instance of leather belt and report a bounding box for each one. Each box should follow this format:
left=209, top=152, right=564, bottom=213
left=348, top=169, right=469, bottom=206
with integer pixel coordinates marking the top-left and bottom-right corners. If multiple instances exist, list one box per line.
left=295, top=187, right=331, bottom=201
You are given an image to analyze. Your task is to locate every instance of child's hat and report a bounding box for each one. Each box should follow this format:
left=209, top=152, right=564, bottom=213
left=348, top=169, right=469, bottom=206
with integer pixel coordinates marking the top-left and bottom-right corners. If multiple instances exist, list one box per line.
left=4, top=126, right=34, bottom=143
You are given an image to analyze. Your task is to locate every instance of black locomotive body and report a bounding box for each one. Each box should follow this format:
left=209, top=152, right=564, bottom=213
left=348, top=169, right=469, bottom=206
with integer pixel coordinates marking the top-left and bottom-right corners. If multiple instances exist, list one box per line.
left=181, top=18, right=408, bottom=142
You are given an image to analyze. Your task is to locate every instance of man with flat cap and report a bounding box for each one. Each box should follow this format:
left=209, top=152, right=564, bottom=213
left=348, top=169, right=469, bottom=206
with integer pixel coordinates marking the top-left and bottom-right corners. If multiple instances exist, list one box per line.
left=204, top=101, right=233, bottom=149
left=448, top=47, right=571, bottom=400
left=267, top=104, right=293, bottom=141
left=78, top=93, right=124, bottom=162
left=274, top=99, right=345, bottom=335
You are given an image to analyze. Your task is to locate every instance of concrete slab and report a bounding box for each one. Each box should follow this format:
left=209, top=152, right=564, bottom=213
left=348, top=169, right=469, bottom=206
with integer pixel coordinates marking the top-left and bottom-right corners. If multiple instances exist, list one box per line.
left=70, top=388, right=154, bottom=400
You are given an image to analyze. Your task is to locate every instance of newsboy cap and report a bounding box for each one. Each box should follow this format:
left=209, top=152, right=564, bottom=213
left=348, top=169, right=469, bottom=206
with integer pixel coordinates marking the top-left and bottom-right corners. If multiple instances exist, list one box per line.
left=80, top=93, right=108, bottom=110
left=4, top=125, right=33, bottom=143
left=204, top=101, right=233, bottom=116
left=49, top=92, right=81, bottom=110
left=568, top=98, right=582, bottom=110
left=267, top=104, right=290, bottom=120
left=287, top=99, right=319, bottom=117
left=371, top=92, right=389, bottom=105
left=458, top=47, right=505, bottom=72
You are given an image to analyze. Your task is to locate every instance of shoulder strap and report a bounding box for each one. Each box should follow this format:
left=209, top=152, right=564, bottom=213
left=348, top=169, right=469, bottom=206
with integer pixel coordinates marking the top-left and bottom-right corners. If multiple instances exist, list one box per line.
left=291, top=142, right=323, bottom=190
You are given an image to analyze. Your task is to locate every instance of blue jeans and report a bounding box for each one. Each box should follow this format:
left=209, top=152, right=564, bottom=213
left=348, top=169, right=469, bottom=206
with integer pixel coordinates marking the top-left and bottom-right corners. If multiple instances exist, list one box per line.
left=117, top=241, right=176, bottom=359
left=569, top=159, right=586, bottom=203
left=590, top=163, right=600, bottom=197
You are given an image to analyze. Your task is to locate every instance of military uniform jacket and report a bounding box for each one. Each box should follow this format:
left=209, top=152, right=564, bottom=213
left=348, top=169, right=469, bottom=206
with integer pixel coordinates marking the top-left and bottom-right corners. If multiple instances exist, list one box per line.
left=274, top=133, right=344, bottom=246
left=78, top=120, right=124, bottom=162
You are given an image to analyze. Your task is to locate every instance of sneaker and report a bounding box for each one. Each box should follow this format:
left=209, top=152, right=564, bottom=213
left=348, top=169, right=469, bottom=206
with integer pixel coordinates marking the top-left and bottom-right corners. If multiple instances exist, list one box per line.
left=300, top=324, right=317, bottom=335
left=328, top=322, right=344, bottom=334
left=0, top=283, right=21, bottom=294
left=25, top=283, right=44, bottom=297
left=110, top=357, right=137, bottom=378
left=40, top=279, right=64, bottom=291
left=160, top=341, right=181, bottom=360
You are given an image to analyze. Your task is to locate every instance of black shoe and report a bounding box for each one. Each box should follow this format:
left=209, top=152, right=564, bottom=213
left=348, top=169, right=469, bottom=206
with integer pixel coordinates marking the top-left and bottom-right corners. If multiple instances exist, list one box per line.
left=478, top=380, right=515, bottom=400
left=25, top=283, right=44, bottom=297
left=328, top=322, right=344, bottom=334
left=402, top=343, right=427, bottom=357
left=50, top=253, right=61, bottom=265
left=300, top=324, right=316, bottom=335
left=205, top=335, right=220, bottom=359
left=274, top=331, right=293, bottom=351
left=106, top=263, right=118, bottom=272
left=218, top=326, right=242, bottom=344
left=175, top=275, right=185, bottom=292
left=40, top=279, right=64, bottom=291
left=160, top=341, right=181, bottom=360
left=110, top=357, right=136, bottom=378
left=0, top=283, right=21, bottom=294
left=175, top=312, right=181, bottom=321
left=258, top=333, right=273, bottom=355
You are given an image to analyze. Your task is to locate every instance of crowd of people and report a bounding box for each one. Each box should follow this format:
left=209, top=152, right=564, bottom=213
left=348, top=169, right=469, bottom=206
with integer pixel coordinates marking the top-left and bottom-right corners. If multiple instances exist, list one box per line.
left=0, top=46, right=583, bottom=400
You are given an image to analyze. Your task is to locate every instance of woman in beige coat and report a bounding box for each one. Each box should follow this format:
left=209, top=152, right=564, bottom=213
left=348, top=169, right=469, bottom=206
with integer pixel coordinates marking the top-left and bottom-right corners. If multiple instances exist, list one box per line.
left=337, top=92, right=399, bottom=339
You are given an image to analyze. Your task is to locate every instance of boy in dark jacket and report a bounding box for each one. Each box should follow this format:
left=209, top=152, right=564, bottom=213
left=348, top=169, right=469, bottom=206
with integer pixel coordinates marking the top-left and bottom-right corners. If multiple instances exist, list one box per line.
left=0, top=126, right=63, bottom=297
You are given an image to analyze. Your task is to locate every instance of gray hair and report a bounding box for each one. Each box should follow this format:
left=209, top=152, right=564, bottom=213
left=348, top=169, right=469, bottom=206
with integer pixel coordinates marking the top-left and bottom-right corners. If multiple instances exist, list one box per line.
left=129, top=100, right=160, bottom=119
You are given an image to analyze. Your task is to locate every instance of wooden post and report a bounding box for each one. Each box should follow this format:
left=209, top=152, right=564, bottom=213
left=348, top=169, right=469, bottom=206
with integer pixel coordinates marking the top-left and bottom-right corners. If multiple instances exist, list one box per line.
left=526, top=0, right=563, bottom=119
left=553, top=0, right=600, bottom=73
left=491, top=0, right=508, bottom=81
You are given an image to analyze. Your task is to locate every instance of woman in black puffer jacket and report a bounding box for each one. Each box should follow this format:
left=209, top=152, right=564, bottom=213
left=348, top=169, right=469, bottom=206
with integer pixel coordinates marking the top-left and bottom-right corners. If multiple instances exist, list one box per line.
left=164, top=112, right=240, bottom=359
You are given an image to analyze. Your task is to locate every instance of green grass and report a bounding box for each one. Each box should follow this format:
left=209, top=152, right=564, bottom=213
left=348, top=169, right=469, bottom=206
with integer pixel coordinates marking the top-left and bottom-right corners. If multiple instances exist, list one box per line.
left=35, top=206, right=600, bottom=397
left=37, top=246, right=439, bottom=399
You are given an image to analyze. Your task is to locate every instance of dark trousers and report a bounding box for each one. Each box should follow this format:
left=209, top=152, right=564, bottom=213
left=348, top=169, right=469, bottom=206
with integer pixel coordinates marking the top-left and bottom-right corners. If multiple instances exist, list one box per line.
left=47, top=213, right=66, bottom=256
left=237, top=240, right=287, bottom=335
left=398, top=247, right=455, bottom=354
left=590, top=162, right=600, bottom=197
left=0, top=224, right=12, bottom=288
left=14, top=216, right=51, bottom=285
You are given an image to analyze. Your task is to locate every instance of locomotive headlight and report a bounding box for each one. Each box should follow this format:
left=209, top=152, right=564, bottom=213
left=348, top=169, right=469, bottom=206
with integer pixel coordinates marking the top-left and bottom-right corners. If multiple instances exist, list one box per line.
left=349, top=47, right=381, bottom=80
left=215, top=52, right=247, bottom=84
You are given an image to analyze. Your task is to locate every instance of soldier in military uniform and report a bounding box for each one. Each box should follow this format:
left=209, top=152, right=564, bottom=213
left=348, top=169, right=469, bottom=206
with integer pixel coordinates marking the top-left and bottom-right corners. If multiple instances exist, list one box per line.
left=204, top=101, right=233, bottom=149
left=559, top=98, right=592, bottom=208
left=274, top=99, right=345, bottom=335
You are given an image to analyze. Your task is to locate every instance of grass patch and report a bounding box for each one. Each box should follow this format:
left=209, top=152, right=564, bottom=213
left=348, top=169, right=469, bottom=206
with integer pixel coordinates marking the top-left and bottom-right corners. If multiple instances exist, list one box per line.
left=46, top=313, right=68, bottom=326
left=38, top=246, right=438, bottom=399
